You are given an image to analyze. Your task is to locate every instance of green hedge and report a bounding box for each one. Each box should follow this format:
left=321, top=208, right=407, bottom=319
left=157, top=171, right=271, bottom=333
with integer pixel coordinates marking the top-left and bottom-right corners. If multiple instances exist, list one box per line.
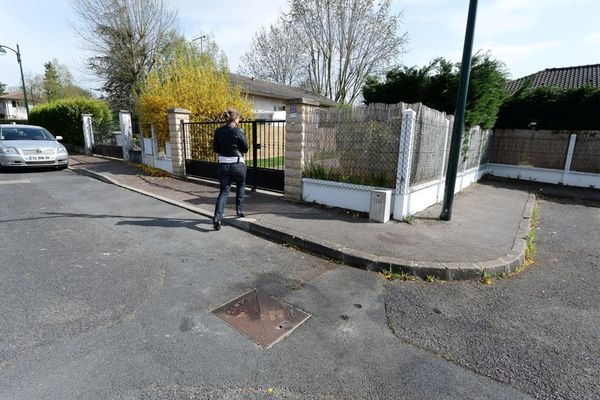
left=495, top=86, right=600, bottom=130
left=0, top=119, right=28, bottom=124
left=28, top=98, right=112, bottom=145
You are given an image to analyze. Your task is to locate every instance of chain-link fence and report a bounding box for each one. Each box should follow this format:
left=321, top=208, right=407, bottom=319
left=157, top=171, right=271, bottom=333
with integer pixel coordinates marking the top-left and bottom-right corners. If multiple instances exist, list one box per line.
left=304, top=103, right=413, bottom=188
left=303, top=102, right=496, bottom=191
left=571, top=131, right=600, bottom=173
left=410, top=106, right=449, bottom=186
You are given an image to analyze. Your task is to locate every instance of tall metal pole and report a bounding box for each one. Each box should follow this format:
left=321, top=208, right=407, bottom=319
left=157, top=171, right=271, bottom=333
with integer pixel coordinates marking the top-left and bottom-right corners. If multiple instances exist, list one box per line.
left=16, top=44, right=30, bottom=120
left=440, top=0, right=478, bottom=221
left=192, top=35, right=207, bottom=53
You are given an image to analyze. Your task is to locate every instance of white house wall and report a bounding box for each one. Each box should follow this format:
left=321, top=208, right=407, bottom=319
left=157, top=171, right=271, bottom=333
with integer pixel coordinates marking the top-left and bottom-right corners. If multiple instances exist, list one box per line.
left=0, top=99, right=27, bottom=119
left=247, top=95, right=287, bottom=119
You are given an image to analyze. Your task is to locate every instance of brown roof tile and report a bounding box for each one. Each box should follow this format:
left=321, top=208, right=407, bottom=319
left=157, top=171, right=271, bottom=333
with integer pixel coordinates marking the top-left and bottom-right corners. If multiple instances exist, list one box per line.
left=506, top=64, right=600, bottom=94
left=230, top=74, right=337, bottom=107
left=0, top=91, right=24, bottom=101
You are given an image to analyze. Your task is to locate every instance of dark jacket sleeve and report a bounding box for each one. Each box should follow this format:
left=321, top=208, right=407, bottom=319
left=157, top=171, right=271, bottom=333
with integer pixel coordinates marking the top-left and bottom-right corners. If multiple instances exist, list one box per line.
left=213, top=129, right=221, bottom=154
left=237, top=128, right=249, bottom=154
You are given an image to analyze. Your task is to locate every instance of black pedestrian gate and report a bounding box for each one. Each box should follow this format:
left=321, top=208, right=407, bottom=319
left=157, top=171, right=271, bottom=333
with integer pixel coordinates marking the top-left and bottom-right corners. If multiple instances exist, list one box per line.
left=183, top=120, right=285, bottom=192
left=92, top=121, right=123, bottom=159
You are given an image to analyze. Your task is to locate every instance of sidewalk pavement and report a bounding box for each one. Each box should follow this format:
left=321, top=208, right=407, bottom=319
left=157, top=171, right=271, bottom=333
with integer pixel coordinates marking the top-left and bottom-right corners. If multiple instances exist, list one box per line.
left=68, top=155, right=536, bottom=280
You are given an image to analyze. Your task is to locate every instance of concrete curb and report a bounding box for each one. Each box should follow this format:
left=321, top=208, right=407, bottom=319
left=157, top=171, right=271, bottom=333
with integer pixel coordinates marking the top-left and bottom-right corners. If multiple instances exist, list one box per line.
left=70, top=166, right=537, bottom=281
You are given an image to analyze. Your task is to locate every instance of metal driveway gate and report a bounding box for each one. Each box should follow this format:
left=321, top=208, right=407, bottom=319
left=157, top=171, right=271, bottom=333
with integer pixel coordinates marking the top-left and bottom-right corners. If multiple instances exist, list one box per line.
left=92, top=120, right=123, bottom=159
left=183, top=120, right=285, bottom=192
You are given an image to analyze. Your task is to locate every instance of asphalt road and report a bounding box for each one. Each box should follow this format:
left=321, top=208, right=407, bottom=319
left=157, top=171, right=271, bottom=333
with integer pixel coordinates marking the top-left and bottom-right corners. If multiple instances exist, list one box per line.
left=0, top=169, right=532, bottom=399
left=385, top=195, right=600, bottom=400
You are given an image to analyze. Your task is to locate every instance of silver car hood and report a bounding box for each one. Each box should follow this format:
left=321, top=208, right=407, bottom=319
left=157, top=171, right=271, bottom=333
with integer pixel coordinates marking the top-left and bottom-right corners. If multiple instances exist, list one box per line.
left=0, top=140, right=62, bottom=149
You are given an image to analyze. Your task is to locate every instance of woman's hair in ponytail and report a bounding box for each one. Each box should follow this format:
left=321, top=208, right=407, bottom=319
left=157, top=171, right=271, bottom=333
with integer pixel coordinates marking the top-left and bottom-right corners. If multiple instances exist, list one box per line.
left=224, top=108, right=240, bottom=123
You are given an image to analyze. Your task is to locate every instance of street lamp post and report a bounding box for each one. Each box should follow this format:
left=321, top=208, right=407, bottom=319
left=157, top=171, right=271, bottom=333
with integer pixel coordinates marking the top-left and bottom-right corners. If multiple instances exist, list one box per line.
left=0, top=43, right=29, bottom=120
left=439, top=0, right=478, bottom=221
left=192, top=35, right=207, bottom=53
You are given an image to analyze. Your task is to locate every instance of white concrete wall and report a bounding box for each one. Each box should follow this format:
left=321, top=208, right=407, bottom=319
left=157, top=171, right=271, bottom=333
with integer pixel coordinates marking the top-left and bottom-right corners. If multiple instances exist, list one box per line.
left=487, top=164, right=600, bottom=189
left=303, top=178, right=386, bottom=213
left=141, top=136, right=173, bottom=174
left=0, top=99, right=27, bottom=119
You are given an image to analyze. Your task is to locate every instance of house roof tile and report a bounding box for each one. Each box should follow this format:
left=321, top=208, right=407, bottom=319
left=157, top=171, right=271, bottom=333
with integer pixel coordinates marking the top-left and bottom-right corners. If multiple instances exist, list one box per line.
left=230, top=74, right=337, bottom=107
left=0, top=91, right=25, bottom=101
left=506, top=64, right=600, bottom=94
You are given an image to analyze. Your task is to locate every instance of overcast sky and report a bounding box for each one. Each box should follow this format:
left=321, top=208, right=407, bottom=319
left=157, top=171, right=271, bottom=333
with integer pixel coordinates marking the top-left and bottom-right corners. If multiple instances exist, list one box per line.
left=1, top=0, right=599, bottom=93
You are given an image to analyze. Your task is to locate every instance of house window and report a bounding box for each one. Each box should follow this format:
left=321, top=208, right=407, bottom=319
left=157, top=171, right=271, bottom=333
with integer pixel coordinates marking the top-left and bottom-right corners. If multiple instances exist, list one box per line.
left=273, top=106, right=286, bottom=111
left=12, top=101, right=17, bottom=108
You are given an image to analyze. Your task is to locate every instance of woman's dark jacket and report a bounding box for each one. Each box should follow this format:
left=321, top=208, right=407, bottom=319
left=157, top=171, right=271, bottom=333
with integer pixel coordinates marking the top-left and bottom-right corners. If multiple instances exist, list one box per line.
left=213, top=125, right=248, bottom=157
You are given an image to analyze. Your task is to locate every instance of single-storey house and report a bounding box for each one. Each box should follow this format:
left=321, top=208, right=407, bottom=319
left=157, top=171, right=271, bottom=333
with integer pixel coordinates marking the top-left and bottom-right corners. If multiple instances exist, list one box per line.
left=230, top=73, right=337, bottom=119
left=506, top=63, right=600, bottom=94
left=0, top=92, right=28, bottom=120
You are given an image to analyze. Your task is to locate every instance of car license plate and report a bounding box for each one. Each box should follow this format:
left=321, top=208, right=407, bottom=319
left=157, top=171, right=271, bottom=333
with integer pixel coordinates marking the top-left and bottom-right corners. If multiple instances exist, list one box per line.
left=27, top=155, right=52, bottom=160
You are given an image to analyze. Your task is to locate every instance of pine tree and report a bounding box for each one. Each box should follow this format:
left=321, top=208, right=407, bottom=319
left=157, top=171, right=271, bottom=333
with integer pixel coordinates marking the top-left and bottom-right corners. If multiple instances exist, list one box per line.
left=43, top=61, right=62, bottom=101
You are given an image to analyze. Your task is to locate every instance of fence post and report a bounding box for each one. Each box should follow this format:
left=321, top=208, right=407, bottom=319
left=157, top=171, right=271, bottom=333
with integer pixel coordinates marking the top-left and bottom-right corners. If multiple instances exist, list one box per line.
left=167, top=108, right=191, bottom=178
left=437, top=116, right=451, bottom=202
left=82, top=113, right=94, bottom=155
left=251, top=120, right=258, bottom=192
left=284, top=98, right=319, bottom=200
left=118, top=110, right=133, bottom=161
left=457, top=127, right=471, bottom=191
left=140, top=124, right=155, bottom=168
left=562, top=133, right=577, bottom=184
left=393, top=109, right=417, bottom=220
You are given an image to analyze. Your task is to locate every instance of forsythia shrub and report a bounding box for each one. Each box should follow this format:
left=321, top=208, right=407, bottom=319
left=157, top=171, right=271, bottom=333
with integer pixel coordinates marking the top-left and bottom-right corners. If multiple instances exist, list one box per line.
left=28, top=97, right=112, bottom=145
left=138, top=47, right=252, bottom=143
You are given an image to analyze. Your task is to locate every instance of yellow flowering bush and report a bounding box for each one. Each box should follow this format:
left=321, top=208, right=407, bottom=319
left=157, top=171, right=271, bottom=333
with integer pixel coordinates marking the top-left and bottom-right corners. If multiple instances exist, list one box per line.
left=138, top=48, right=252, bottom=142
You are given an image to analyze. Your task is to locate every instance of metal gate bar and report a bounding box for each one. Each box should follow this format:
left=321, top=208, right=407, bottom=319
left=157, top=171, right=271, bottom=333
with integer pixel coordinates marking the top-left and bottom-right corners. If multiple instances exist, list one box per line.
left=183, top=120, right=285, bottom=192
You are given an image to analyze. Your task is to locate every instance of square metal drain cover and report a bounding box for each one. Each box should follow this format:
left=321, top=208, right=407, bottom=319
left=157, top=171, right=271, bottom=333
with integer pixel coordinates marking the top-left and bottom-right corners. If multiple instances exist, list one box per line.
left=211, top=289, right=311, bottom=348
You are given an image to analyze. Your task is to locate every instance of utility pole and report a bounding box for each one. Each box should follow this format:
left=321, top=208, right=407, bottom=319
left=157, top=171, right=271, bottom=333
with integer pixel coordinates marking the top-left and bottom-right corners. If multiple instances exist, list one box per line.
left=440, top=0, right=478, bottom=221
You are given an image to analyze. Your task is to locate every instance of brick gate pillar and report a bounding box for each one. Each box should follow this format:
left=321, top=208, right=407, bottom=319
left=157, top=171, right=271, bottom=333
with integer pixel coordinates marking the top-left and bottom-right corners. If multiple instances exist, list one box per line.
left=167, top=108, right=191, bottom=178
left=285, top=98, right=319, bottom=200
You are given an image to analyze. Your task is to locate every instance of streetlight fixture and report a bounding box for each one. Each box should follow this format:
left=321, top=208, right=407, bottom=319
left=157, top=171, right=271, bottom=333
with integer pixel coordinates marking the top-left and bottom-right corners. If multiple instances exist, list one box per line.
left=192, top=35, right=207, bottom=53
left=439, top=0, right=478, bottom=221
left=0, top=43, right=29, bottom=120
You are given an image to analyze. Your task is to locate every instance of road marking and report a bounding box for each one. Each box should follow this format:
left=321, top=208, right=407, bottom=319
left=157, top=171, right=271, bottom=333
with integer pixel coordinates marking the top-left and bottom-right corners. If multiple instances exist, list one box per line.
left=0, top=179, right=31, bottom=185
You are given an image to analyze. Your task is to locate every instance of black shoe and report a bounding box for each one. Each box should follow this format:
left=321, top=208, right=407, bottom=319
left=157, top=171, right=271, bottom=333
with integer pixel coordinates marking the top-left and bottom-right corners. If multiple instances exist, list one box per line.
left=213, top=219, right=221, bottom=230
left=236, top=212, right=245, bottom=218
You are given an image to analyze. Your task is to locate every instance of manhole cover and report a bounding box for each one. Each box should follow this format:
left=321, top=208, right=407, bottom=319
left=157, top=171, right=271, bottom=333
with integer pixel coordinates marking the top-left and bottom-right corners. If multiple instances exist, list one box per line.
left=211, top=289, right=311, bottom=348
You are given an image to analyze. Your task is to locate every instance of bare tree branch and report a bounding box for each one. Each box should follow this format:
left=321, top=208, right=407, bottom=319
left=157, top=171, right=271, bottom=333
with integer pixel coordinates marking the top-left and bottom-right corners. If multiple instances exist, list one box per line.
left=287, top=0, right=407, bottom=103
left=238, top=22, right=305, bottom=86
left=70, top=0, right=177, bottom=111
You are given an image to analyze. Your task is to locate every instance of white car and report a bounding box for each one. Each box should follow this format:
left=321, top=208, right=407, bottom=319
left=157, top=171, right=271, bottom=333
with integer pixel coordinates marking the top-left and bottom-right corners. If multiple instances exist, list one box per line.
left=0, top=124, right=69, bottom=170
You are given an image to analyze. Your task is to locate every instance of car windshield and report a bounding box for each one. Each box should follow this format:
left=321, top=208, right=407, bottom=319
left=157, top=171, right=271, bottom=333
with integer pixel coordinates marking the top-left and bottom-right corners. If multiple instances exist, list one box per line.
left=0, top=127, right=55, bottom=141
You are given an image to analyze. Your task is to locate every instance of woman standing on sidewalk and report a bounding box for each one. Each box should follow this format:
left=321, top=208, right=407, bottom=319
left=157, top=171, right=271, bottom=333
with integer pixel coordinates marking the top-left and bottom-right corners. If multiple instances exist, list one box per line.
left=212, top=108, right=248, bottom=230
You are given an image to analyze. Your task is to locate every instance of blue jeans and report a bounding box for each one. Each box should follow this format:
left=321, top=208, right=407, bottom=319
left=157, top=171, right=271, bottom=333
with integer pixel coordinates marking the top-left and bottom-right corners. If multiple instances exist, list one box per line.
left=214, top=162, right=247, bottom=222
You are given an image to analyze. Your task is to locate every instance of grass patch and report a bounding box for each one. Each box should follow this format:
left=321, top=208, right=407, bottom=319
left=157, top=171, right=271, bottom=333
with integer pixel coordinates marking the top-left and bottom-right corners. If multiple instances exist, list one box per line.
left=524, top=199, right=540, bottom=267
left=253, top=156, right=284, bottom=168
left=403, top=214, right=414, bottom=224
left=480, top=271, right=494, bottom=285
left=303, top=162, right=394, bottom=188
left=380, top=267, right=417, bottom=281
left=134, top=163, right=172, bottom=177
